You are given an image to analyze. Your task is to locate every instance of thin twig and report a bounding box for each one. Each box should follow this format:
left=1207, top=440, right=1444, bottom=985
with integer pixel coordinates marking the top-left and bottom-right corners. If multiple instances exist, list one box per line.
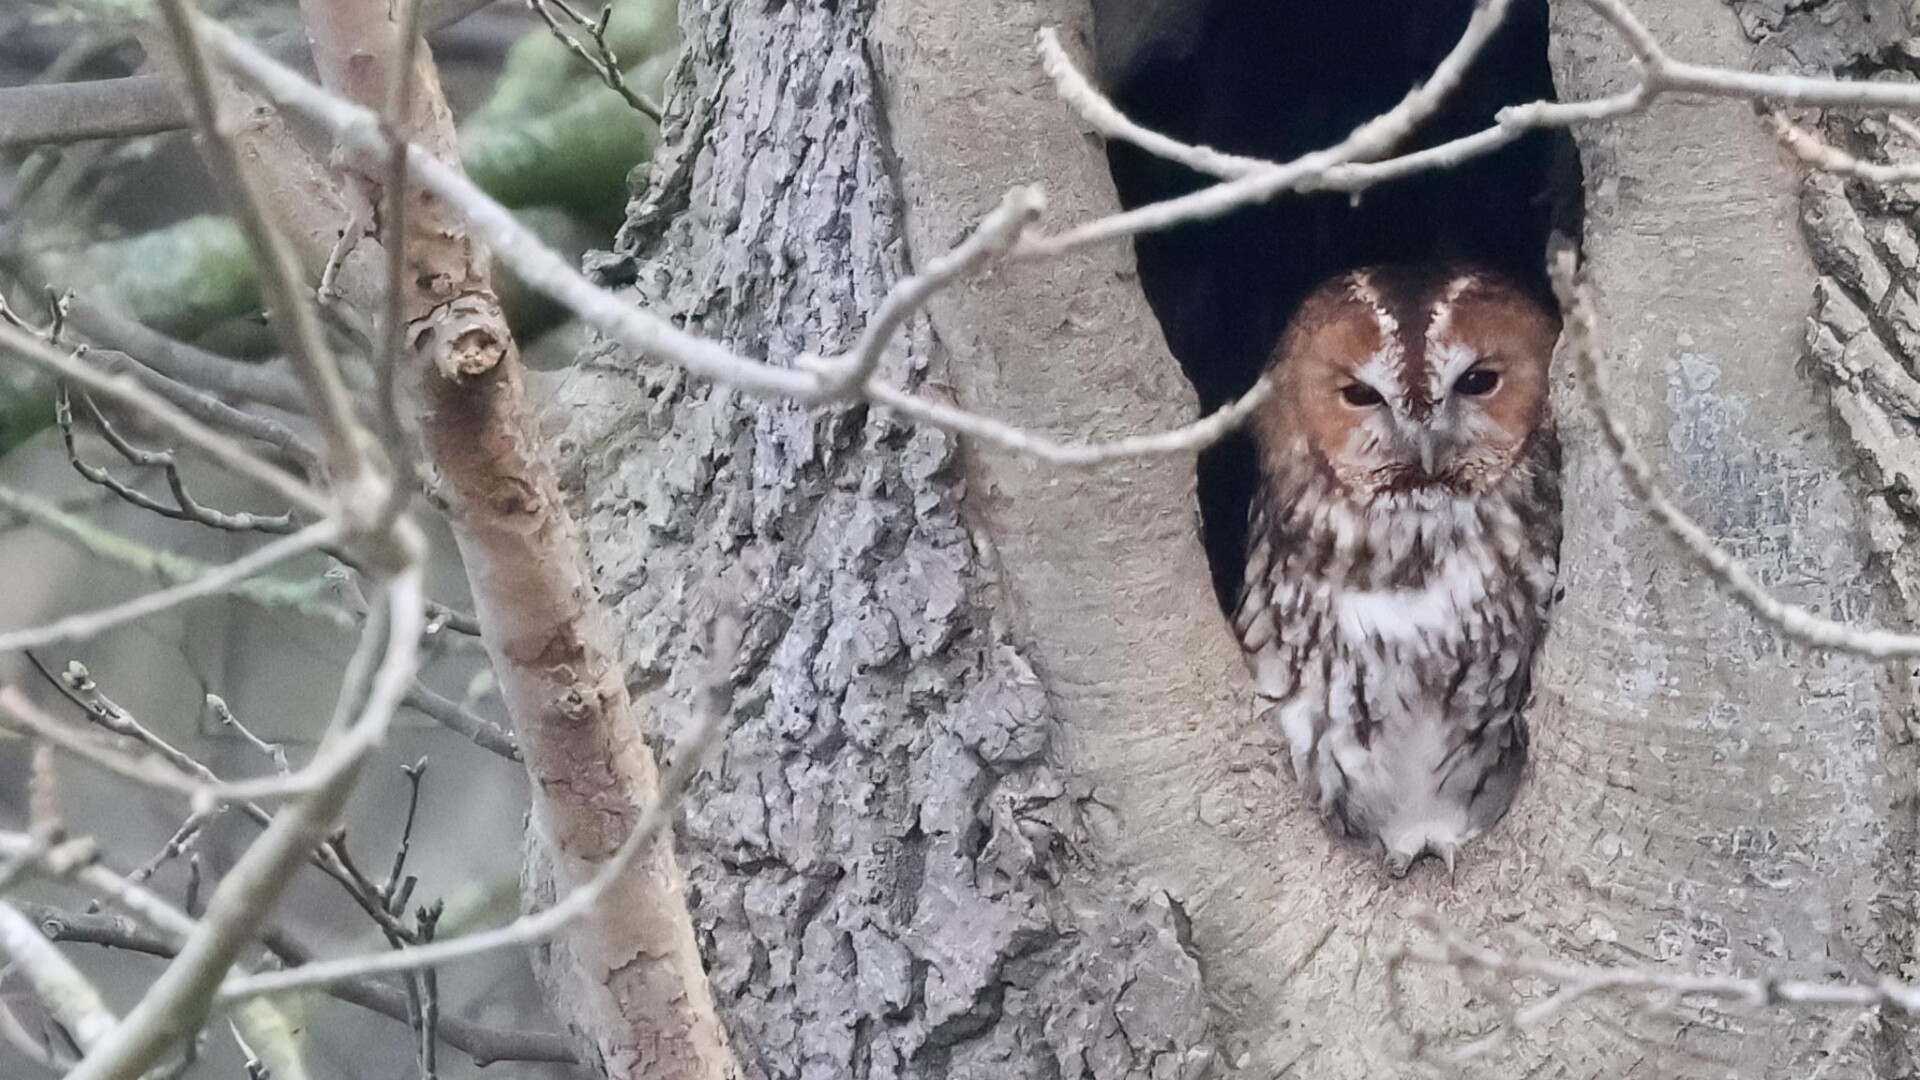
left=382, top=758, right=428, bottom=906
left=19, top=898, right=579, bottom=1064
left=1765, top=111, right=1920, bottom=184
left=0, top=321, right=326, bottom=516
left=0, top=686, right=209, bottom=801
left=802, top=187, right=1045, bottom=398
left=373, top=0, right=429, bottom=532
left=525, top=0, right=664, bottom=121
left=208, top=695, right=289, bottom=772
left=57, top=388, right=299, bottom=534
left=218, top=611, right=739, bottom=1000
left=153, top=0, right=387, bottom=538
left=401, top=682, right=519, bottom=760
left=0, top=521, right=340, bottom=655
left=65, top=568, right=425, bottom=1080
left=1036, top=0, right=1514, bottom=181
left=1405, top=909, right=1920, bottom=1024
left=0, top=0, right=501, bottom=148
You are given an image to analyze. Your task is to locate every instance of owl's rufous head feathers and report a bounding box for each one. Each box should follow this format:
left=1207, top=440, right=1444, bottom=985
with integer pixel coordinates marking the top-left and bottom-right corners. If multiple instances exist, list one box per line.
left=1254, top=265, right=1559, bottom=504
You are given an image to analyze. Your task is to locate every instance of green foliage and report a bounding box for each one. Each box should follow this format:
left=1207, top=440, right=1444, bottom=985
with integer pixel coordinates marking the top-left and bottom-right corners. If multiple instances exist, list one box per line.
left=0, top=367, right=55, bottom=459
left=467, top=0, right=678, bottom=125
left=5, top=0, right=681, bottom=404
left=463, top=67, right=666, bottom=228
left=59, top=215, right=262, bottom=342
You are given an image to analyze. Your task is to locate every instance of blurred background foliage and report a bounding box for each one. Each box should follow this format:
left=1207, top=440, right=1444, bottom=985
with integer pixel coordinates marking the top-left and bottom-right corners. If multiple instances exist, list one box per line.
left=0, top=4, right=677, bottom=1075
left=1, top=0, right=676, bottom=438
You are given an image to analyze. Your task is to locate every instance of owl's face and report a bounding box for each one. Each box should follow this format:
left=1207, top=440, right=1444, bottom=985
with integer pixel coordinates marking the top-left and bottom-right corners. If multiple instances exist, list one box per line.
left=1256, top=266, right=1559, bottom=504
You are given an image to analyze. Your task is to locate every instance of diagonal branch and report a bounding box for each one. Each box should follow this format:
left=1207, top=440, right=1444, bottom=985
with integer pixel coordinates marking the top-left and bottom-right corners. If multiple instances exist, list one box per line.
left=1552, top=251, right=1920, bottom=657
left=0, top=900, right=119, bottom=1055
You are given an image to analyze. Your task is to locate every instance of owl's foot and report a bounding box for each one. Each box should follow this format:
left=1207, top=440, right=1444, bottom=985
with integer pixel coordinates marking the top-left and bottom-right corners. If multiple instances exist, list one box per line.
left=1381, top=841, right=1461, bottom=879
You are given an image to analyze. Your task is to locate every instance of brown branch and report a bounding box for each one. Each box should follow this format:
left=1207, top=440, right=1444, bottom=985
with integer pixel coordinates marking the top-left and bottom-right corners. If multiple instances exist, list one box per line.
left=290, top=0, right=737, bottom=1074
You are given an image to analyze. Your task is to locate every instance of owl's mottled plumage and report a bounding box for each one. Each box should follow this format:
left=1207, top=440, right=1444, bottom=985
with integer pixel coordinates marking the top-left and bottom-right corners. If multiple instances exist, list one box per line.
left=1233, top=264, right=1562, bottom=875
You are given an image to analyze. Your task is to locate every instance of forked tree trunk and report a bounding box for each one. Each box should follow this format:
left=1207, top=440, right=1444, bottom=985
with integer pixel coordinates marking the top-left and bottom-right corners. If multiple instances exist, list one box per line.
left=551, top=0, right=1920, bottom=1074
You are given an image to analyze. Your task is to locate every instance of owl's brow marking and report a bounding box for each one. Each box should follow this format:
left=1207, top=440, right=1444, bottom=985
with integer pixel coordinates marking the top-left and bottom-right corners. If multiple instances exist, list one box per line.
left=1346, top=272, right=1407, bottom=398
left=1425, top=275, right=1484, bottom=402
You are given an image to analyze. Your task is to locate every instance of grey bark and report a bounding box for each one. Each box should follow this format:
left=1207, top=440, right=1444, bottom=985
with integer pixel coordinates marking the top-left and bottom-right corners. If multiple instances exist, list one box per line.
left=551, top=0, right=1920, bottom=1075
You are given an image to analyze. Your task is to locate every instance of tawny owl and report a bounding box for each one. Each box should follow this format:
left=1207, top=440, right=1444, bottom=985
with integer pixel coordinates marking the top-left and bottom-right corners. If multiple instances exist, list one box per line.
left=1233, top=264, right=1562, bottom=876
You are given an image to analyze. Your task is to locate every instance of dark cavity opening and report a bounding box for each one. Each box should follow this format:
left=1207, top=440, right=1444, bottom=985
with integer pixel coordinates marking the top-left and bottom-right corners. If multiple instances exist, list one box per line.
left=1091, top=0, right=1582, bottom=610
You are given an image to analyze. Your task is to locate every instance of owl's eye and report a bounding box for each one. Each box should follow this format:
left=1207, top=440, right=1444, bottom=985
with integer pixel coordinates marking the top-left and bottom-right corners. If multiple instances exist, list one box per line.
left=1454, top=368, right=1500, bottom=397
left=1339, top=383, right=1385, bottom=408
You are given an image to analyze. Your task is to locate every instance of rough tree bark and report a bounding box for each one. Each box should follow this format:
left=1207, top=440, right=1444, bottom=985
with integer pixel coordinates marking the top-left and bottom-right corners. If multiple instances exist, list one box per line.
left=554, top=0, right=1920, bottom=1075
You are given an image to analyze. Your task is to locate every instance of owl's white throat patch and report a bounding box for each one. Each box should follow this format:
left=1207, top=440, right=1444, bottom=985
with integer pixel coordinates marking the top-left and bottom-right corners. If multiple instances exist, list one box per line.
left=1321, top=491, right=1490, bottom=647
left=1333, top=548, right=1488, bottom=647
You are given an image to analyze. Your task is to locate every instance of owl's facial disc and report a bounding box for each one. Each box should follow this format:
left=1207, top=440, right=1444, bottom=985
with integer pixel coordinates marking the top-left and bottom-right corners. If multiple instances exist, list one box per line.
left=1256, top=266, right=1560, bottom=508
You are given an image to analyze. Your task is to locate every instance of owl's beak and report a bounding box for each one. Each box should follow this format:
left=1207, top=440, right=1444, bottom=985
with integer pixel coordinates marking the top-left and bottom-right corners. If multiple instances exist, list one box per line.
left=1418, top=439, right=1438, bottom=476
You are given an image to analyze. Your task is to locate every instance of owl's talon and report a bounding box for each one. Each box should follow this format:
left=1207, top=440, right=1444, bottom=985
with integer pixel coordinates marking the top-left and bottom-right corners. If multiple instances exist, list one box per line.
left=1383, top=851, right=1414, bottom=878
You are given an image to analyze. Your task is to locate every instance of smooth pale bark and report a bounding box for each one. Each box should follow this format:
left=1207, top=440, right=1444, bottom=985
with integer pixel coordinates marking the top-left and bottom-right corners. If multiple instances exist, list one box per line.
left=557, top=0, right=1918, bottom=1075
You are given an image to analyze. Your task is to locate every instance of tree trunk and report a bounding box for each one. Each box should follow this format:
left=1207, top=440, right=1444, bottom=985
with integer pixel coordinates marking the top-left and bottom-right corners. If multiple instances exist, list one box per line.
left=552, top=0, right=1920, bottom=1075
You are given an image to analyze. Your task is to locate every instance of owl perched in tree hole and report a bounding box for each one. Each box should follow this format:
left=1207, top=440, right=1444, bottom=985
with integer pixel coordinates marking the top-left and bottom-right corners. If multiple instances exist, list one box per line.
left=1232, top=264, right=1563, bottom=876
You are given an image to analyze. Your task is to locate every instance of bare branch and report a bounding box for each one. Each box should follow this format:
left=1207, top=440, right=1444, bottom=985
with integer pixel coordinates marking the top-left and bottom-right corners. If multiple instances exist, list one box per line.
left=217, top=612, right=736, bottom=1000
left=1402, top=909, right=1920, bottom=1057
left=58, top=387, right=300, bottom=534
left=65, top=568, right=425, bottom=1080
left=803, top=186, right=1045, bottom=397
left=0, top=686, right=210, bottom=801
left=209, top=695, right=289, bottom=772
left=0, top=0, right=503, bottom=149
left=81, top=348, right=321, bottom=475
left=1037, top=0, right=1515, bottom=181
left=372, top=0, right=431, bottom=532
left=401, top=683, right=520, bottom=760
left=16, top=880, right=579, bottom=1065
left=1765, top=111, right=1920, bottom=184
left=0, top=521, right=339, bottom=654
left=0, top=835, right=197, bottom=942
left=1026, top=0, right=1920, bottom=258
left=868, top=376, right=1273, bottom=465
left=1553, top=251, right=1920, bottom=657
left=55, top=296, right=313, bottom=415
left=151, top=0, right=388, bottom=541
left=0, top=900, right=119, bottom=1054
left=199, top=19, right=1270, bottom=464
left=0, top=320, right=327, bottom=517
